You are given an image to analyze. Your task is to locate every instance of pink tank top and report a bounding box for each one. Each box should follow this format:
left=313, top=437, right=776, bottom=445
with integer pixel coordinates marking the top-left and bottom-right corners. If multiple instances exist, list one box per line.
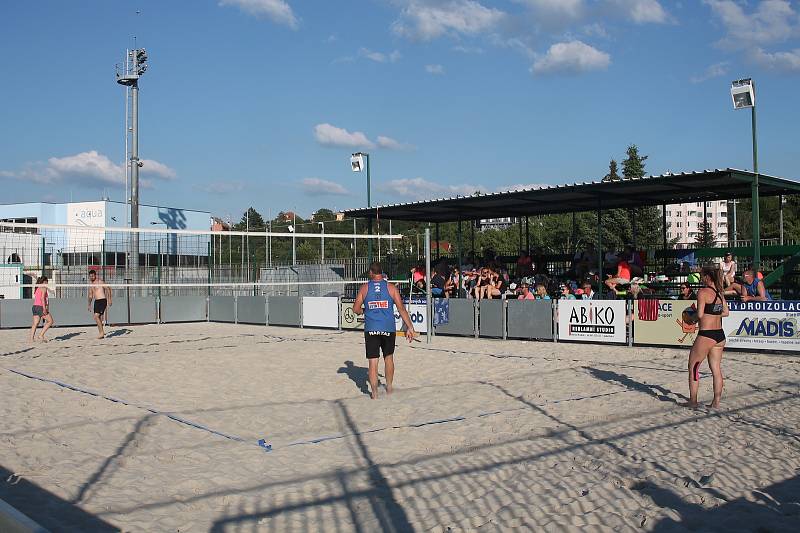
left=34, top=287, right=47, bottom=307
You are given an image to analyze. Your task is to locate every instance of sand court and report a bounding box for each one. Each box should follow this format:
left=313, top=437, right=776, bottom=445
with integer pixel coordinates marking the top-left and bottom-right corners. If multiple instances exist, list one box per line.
left=1, top=322, right=799, bottom=531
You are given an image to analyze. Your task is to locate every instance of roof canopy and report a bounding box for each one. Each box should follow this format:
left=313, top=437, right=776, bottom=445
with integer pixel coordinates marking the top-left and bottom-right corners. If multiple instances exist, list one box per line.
left=343, top=169, right=800, bottom=223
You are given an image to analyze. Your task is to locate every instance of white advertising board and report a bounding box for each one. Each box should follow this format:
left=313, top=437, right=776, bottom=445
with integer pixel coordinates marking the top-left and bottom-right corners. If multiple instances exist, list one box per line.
left=67, top=201, right=106, bottom=250
left=0, top=264, right=23, bottom=299
left=723, top=300, right=800, bottom=352
left=395, top=299, right=428, bottom=333
left=302, top=297, right=339, bottom=328
left=558, top=300, right=627, bottom=344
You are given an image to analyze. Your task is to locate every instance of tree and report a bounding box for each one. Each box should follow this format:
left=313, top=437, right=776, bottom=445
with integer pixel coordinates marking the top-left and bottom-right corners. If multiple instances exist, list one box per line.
left=696, top=220, right=717, bottom=248
left=621, top=145, right=647, bottom=181
left=234, top=207, right=265, bottom=230
left=602, top=159, right=620, bottom=182
left=312, top=208, right=336, bottom=222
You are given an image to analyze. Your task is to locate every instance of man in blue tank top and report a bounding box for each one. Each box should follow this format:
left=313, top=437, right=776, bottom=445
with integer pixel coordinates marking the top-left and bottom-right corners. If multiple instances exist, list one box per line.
left=353, top=262, right=418, bottom=399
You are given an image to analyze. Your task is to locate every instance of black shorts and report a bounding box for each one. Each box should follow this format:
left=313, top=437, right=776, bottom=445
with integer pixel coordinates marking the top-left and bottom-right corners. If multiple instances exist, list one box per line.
left=32, top=305, right=44, bottom=317
left=364, top=331, right=396, bottom=359
left=698, top=329, right=725, bottom=343
left=94, top=299, right=108, bottom=316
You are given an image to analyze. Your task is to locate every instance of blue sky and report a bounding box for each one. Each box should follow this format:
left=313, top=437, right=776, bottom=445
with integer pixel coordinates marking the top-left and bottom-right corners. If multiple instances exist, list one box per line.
left=1, top=0, right=799, bottom=221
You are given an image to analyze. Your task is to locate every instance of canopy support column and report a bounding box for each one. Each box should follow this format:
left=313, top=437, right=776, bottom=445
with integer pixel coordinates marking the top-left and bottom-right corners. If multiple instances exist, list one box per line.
left=632, top=208, right=637, bottom=249
left=597, top=201, right=603, bottom=297
left=518, top=218, right=523, bottom=254
left=525, top=216, right=530, bottom=252
left=435, top=222, right=440, bottom=261
left=471, top=220, right=475, bottom=260
left=571, top=212, right=576, bottom=251
left=662, top=204, right=668, bottom=273
left=457, top=219, right=463, bottom=269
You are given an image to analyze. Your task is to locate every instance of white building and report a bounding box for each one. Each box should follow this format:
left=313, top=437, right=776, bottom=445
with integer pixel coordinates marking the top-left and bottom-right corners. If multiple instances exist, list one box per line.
left=664, top=201, right=729, bottom=247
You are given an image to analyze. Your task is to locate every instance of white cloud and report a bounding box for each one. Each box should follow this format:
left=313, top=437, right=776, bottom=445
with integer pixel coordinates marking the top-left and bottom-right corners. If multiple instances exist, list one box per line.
left=1, top=151, right=176, bottom=189
left=452, top=44, right=485, bottom=54
left=301, top=178, right=350, bottom=196
left=689, top=61, right=729, bottom=83
left=358, top=48, right=402, bottom=63
left=425, top=63, right=445, bottom=74
left=608, top=0, right=670, bottom=24
left=219, top=0, right=299, bottom=29
left=382, top=177, right=486, bottom=200
left=376, top=136, right=414, bottom=151
left=751, top=47, right=800, bottom=71
left=532, top=40, right=611, bottom=74
left=196, top=181, right=245, bottom=194
left=313, top=124, right=411, bottom=151
left=314, top=123, right=375, bottom=149
left=704, top=0, right=799, bottom=49
left=392, top=0, right=505, bottom=40
left=521, top=0, right=585, bottom=18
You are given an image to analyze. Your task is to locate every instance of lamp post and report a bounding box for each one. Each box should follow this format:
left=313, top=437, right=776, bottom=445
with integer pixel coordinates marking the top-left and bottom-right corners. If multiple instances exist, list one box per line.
left=731, top=78, right=760, bottom=270
left=318, top=221, right=325, bottom=264
left=351, top=152, right=372, bottom=264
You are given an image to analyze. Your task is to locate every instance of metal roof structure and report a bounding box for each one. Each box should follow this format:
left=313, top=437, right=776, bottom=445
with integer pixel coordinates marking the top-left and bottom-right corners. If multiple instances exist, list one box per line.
left=343, top=168, right=800, bottom=223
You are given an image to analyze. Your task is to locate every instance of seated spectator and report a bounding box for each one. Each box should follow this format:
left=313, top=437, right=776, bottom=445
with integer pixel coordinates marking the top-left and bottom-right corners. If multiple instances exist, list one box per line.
left=517, top=280, right=535, bottom=300
left=720, top=251, right=737, bottom=288
left=534, top=284, right=551, bottom=300
left=603, top=249, right=620, bottom=276
left=411, top=263, right=425, bottom=285
left=624, top=245, right=644, bottom=278
left=605, top=252, right=632, bottom=293
left=678, top=282, right=696, bottom=300
left=486, top=268, right=505, bottom=299
left=516, top=250, right=534, bottom=279
left=572, top=243, right=597, bottom=280
left=581, top=281, right=597, bottom=300
left=559, top=284, right=576, bottom=300
left=734, top=270, right=773, bottom=302
left=431, top=267, right=447, bottom=298
left=446, top=267, right=460, bottom=298
left=471, top=267, right=492, bottom=300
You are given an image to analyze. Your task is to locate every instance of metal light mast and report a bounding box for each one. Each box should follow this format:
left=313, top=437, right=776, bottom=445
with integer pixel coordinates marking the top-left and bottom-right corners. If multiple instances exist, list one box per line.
left=116, top=48, right=148, bottom=280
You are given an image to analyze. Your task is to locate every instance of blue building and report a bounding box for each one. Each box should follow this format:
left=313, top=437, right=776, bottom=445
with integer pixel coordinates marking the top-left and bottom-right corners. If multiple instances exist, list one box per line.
left=0, top=200, right=211, bottom=269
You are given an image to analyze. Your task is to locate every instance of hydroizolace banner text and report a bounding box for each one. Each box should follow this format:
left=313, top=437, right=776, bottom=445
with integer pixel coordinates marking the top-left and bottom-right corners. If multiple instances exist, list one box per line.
left=723, top=300, right=800, bottom=351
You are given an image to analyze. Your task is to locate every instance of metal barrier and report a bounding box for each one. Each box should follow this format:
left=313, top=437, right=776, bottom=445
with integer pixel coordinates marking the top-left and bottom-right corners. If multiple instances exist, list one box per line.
left=268, top=296, right=301, bottom=327
left=478, top=299, right=504, bottom=338
left=506, top=300, right=554, bottom=340
left=209, top=296, right=236, bottom=323
left=434, top=299, right=475, bottom=337
left=160, top=296, right=208, bottom=323
left=237, top=296, right=267, bottom=325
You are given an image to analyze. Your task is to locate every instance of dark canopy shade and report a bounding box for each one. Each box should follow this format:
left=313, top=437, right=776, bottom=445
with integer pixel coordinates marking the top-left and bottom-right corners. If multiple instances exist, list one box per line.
left=343, top=168, right=800, bottom=223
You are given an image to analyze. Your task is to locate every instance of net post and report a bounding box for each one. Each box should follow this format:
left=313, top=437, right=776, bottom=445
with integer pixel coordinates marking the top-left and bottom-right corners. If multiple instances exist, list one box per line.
left=425, top=228, right=432, bottom=344
left=157, top=240, right=162, bottom=318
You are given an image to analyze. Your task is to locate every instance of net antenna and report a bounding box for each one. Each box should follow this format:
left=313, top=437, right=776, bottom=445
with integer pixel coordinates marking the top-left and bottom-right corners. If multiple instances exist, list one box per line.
left=116, top=33, right=148, bottom=286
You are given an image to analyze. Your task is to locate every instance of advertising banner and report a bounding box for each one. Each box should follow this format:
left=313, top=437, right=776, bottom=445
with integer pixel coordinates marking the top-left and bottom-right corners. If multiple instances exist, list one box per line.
left=301, top=297, right=339, bottom=328
left=557, top=300, right=627, bottom=343
left=723, top=300, right=800, bottom=351
left=67, top=201, right=106, bottom=249
left=340, top=297, right=428, bottom=333
left=634, top=299, right=699, bottom=347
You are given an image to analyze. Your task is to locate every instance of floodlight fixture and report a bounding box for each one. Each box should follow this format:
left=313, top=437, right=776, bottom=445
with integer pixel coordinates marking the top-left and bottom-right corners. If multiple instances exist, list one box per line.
left=351, top=152, right=365, bottom=172
left=731, top=78, right=755, bottom=109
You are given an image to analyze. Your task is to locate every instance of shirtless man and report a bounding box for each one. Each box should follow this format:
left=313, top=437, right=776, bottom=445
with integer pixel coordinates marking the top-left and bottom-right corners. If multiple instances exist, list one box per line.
left=87, top=269, right=112, bottom=338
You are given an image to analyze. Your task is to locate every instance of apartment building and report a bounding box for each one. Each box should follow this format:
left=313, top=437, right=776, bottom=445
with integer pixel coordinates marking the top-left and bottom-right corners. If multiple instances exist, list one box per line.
left=664, top=201, right=729, bottom=246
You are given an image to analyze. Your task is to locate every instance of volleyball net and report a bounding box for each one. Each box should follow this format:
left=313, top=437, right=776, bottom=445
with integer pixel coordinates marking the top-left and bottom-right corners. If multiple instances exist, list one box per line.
left=0, top=221, right=423, bottom=300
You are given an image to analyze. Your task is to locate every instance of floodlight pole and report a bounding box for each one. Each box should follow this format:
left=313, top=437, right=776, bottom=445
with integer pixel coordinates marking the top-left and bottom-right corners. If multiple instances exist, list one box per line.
left=366, top=153, right=373, bottom=265
left=117, top=48, right=147, bottom=286
left=751, top=104, right=760, bottom=271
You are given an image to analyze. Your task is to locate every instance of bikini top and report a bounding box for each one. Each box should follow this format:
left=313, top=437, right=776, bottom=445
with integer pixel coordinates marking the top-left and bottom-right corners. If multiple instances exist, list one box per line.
left=703, top=288, right=723, bottom=315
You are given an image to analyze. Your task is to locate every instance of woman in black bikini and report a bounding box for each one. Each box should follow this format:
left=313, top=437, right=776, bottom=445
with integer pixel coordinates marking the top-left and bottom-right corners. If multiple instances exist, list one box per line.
left=686, top=265, right=729, bottom=408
